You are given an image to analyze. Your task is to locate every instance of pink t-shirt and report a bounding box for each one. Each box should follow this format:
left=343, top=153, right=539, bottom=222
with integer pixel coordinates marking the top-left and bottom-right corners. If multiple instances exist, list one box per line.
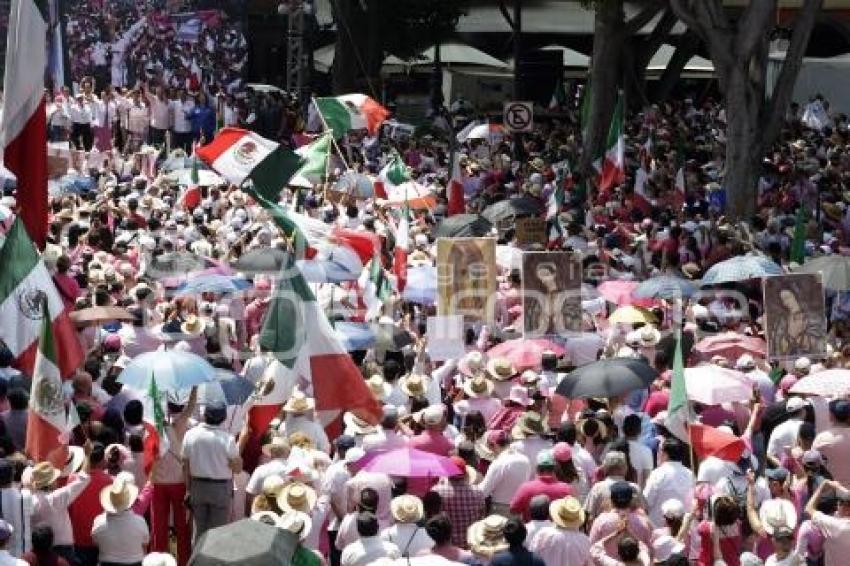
left=813, top=426, right=850, bottom=487
left=812, top=511, right=850, bottom=566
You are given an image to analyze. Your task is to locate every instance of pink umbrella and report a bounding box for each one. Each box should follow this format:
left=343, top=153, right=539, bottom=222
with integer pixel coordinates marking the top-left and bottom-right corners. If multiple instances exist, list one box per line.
left=684, top=366, right=752, bottom=405
left=693, top=332, right=767, bottom=362
left=487, top=338, right=566, bottom=370
left=597, top=280, right=654, bottom=307
left=360, top=448, right=461, bottom=478
left=791, top=369, right=850, bottom=397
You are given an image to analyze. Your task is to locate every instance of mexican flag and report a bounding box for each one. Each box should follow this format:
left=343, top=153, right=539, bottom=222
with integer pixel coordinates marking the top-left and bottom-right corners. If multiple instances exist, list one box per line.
left=179, top=152, right=202, bottom=210
left=447, top=152, right=465, bottom=217
left=295, top=132, right=332, bottom=182
left=394, top=206, right=409, bottom=292
left=314, top=94, right=389, bottom=138
left=260, top=261, right=381, bottom=434
left=1, top=0, right=49, bottom=249
left=664, top=330, right=689, bottom=443
left=595, top=92, right=625, bottom=192
left=141, top=373, right=167, bottom=476
left=359, top=254, right=391, bottom=322
left=375, top=152, right=410, bottom=201
left=243, top=359, right=296, bottom=472
left=25, top=303, right=67, bottom=465
left=196, top=128, right=304, bottom=198
left=0, top=220, right=83, bottom=378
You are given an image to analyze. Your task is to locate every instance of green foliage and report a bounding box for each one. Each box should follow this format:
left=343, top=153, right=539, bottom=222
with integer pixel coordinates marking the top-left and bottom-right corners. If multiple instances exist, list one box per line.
left=380, top=0, right=469, bottom=60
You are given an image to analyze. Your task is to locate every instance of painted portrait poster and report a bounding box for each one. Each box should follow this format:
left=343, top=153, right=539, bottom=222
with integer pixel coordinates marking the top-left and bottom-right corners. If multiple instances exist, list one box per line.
left=436, top=238, right=497, bottom=326
left=763, top=273, right=827, bottom=361
left=521, top=251, right=583, bottom=337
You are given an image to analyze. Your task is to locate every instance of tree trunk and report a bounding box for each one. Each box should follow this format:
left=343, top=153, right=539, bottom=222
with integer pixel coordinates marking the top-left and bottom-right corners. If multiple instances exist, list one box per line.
left=580, top=0, right=625, bottom=177
left=722, top=64, right=761, bottom=220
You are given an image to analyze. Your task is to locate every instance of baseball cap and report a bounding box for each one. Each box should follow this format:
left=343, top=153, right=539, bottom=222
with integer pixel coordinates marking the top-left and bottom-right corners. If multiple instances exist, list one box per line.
left=785, top=396, right=808, bottom=413
left=552, top=442, right=572, bottom=463
left=536, top=450, right=555, bottom=468
left=765, top=467, right=789, bottom=482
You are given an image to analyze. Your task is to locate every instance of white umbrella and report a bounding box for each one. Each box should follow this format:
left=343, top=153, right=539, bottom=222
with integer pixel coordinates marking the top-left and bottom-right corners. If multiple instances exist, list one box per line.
left=685, top=365, right=752, bottom=405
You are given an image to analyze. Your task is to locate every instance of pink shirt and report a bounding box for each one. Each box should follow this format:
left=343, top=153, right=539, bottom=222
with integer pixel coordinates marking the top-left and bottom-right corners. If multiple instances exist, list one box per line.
left=589, top=510, right=653, bottom=561
left=811, top=511, right=850, bottom=566
left=409, top=430, right=453, bottom=458
left=813, top=426, right=850, bottom=487
left=510, top=475, right=574, bottom=521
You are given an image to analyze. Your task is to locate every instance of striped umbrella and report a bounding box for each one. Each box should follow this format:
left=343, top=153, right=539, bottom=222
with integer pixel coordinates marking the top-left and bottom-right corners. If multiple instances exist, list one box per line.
left=701, top=255, right=783, bottom=285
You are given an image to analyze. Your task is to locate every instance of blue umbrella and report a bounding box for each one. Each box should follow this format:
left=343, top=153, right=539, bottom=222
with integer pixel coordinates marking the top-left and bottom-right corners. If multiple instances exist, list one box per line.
left=198, top=370, right=256, bottom=406
left=403, top=266, right=437, bottom=305
left=335, top=322, right=377, bottom=351
left=297, top=247, right=362, bottom=283
left=176, top=274, right=252, bottom=295
left=633, top=275, right=697, bottom=300
left=118, top=351, right=217, bottom=391
left=700, top=255, right=784, bottom=286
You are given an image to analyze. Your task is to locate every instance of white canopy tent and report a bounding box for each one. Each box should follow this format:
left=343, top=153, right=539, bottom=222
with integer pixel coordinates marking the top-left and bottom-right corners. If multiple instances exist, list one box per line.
left=646, top=44, right=715, bottom=77
left=767, top=52, right=850, bottom=116
left=313, top=44, right=407, bottom=73
left=418, top=42, right=508, bottom=68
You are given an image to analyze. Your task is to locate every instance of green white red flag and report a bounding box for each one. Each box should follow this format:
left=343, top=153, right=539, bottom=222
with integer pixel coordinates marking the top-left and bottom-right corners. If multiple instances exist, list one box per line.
left=594, top=92, right=625, bottom=192
left=314, top=94, right=389, bottom=138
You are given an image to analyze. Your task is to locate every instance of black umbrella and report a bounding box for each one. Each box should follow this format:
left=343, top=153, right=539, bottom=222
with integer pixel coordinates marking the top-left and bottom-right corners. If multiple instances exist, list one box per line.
left=230, top=247, right=290, bottom=274
left=435, top=214, right=493, bottom=238
left=147, top=251, right=215, bottom=280
left=189, top=519, right=297, bottom=566
left=481, top=197, right=544, bottom=223
left=555, top=358, right=658, bottom=399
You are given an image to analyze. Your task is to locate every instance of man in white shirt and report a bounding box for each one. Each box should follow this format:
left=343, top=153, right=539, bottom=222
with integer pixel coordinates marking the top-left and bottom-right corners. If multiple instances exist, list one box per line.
left=478, top=430, right=532, bottom=516
left=245, top=436, right=289, bottom=512
left=767, top=396, right=808, bottom=460
left=341, top=512, right=401, bottom=566
left=170, top=89, right=195, bottom=152
left=362, top=406, right=409, bottom=452
left=181, top=401, right=242, bottom=541
left=322, top=437, right=365, bottom=566
left=66, top=93, right=95, bottom=151
left=146, top=86, right=171, bottom=146
left=0, top=520, right=26, bottom=565
left=643, top=438, right=694, bottom=527
left=278, top=391, right=330, bottom=454
left=623, top=414, right=653, bottom=488
left=0, top=460, right=31, bottom=557
left=91, top=473, right=149, bottom=565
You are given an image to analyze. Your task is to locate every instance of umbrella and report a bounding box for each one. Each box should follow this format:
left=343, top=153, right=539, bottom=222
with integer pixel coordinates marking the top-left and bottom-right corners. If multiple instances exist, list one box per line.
left=176, top=274, right=252, bottom=295
left=555, top=358, right=658, bottom=399
left=382, top=181, right=437, bottom=209
left=403, top=265, right=437, bottom=305
left=597, top=280, right=640, bottom=306
left=684, top=366, right=752, bottom=405
left=608, top=305, right=656, bottom=325
left=689, top=423, right=747, bottom=462
left=435, top=214, right=493, bottom=238
left=633, top=275, right=697, bottom=300
left=147, top=251, right=218, bottom=280
left=230, top=248, right=290, bottom=274
left=791, top=369, right=850, bottom=397
left=701, top=254, right=783, bottom=285
left=481, top=197, right=544, bottom=223
left=189, top=518, right=296, bottom=566
left=335, top=171, right=374, bottom=198
left=70, top=306, right=134, bottom=326
left=465, top=123, right=505, bottom=142
left=693, top=332, right=767, bottom=362
left=335, top=322, right=377, bottom=351
left=164, top=168, right=225, bottom=187
left=198, top=370, right=256, bottom=406
left=118, top=351, right=217, bottom=391
left=496, top=245, right=523, bottom=270
left=796, top=256, right=850, bottom=291
left=486, top=338, right=566, bottom=370
left=360, top=447, right=462, bottom=478
left=374, top=323, right=415, bottom=352
left=297, top=246, right=362, bottom=283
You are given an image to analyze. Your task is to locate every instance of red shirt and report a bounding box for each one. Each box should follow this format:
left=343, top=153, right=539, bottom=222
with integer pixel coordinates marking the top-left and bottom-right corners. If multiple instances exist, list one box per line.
left=67, top=469, right=113, bottom=547
left=643, top=390, right=669, bottom=417
left=510, top=474, right=574, bottom=521
left=409, top=430, right=454, bottom=457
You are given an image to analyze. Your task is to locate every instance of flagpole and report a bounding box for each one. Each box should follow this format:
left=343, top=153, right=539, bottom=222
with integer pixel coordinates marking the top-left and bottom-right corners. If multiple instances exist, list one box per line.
left=310, top=97, right=351, bottom=171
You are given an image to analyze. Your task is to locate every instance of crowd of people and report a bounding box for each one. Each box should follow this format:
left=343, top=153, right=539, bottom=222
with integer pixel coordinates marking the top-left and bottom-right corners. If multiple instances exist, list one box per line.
left=5, top=3, right=850, bottom=566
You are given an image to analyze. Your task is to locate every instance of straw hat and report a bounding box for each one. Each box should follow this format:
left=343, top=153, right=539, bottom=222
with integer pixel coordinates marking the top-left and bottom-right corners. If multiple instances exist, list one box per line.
left=343, top=412, right=377, bottom=436
left=251, top=511, right=281, bottom=526
left=31, top=462, right=60, bottom=490
left=759, top=498, right=797, bottom=536
left=639, top=326, right=661, bottom=347
left=99, top=473, right=140, bottom=514
left=463, top=375, right=494, bottom=398
left=62, top=446, right=86, bottom=477
left=261, top=436, right=290, bottom=459
left=459, top=351, right=486, bottom=377
left=512, top=411, right=546, bottom=439
left=486, top=357, right=518, bottom=381
left=366, top=374, right=392, bottom=401
left=278, top=510, right=313, bottom=542
left=550, top=496, right=585, bottom=529
left=261, top=475, right=286, bottom=497
left=400, top=374, right=429, bottom=399
left=283, top=390, right=315, bottom=414
left=519, top=370, right=540, bottom=387
left=277, top=482, right=317, bottom=513
left=180, top=315, right=205, bottom=337
left=468, top=515, right=509, bottom=558
left=391, top=495, right=424, bottom=524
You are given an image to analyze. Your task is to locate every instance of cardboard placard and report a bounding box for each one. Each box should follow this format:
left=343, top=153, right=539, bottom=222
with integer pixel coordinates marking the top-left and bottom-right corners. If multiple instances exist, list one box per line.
left=515, top=217, right=547, bottom=246
left=426, top=315, right=465, bottom=362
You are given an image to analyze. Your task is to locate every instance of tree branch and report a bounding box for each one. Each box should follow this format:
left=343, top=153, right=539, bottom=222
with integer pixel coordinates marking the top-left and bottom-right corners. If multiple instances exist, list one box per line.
left=624, top=0, right=665, bottom=35
left=498, top=0, right=515, bottom=31
left=636, top=8, right=678, bottom=69
left=670, top=0, right=709, bottom=40
left=737, top=0, right=777, bottom=58
left=758, top=0, right=824, bottom=154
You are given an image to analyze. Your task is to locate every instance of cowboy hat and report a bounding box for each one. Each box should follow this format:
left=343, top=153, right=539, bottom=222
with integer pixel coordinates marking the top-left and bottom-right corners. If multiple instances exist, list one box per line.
left=180, top=315, right=205, bottom=337
left=511, top=411, right=546, bottom=439
left=277, top=482, right=317, bottom=513
left=99, top=473, right=140, bottom=514
left=463, top=375, right=494, bottom=399
left=550, top=496, right=585, bottom=530
left=366, top=374, right=392, bottom=401
left=638, top=326, right=660, bottom=347
left=261, top=436, right=290, bottom=459
left=62, top=445, right=86, bottom=477
left=278, top=510, right=313, bottom=542
left=467, top=515, right=509, bottom=558
left=758, top=498, right=797, bottom=536
left=31, top=462, right=60, bottom=490
left=391, top=495, right=424, bottom=524
left=343, top=412, right=377, bottom=436
left=486, top=357, right=518, bottom=382
left=283, top=390, right=315, bottom=414
left=459, top=351, right=486, bottom=377
left=400, top=374, right=429, bottom=399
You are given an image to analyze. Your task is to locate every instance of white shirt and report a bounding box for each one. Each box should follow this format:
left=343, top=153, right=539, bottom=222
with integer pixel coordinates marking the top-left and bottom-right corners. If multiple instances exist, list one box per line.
left=628, top=439, right=654, bottom=486
left=643, top=461, right=695, bottom=527
left=321, top=460, right=351, bottom=531
left=30, top=473, right=90, bottom=546
left=245, top=458, right=287, bottom=496
left=171, top=99, right=195, bottom=133
left=279, top=415, right=330, bottom=454
left=181, top=423, right=239, bottom=480
left=571, top=443, right=598, bottom=498
left=512, top=437, right=552, bottom=479
left=454, top=397, right=502, bottom=424
left=362, top=429, right=409, bottom=453
left=346, top=472, right=393, bottom=524
left=0, top=487, right=32, bottom=556
left=529, top=526, right=592, bottom=566
left=477, top=448, right=532, bottom=505
left=525, top=519, right=553, bottom=543
left=767, top=419, right=804, bottom=459
left=65, top=100, right=95, bottom=124
left=0, top=550, right=26, bottom=566
left=148, top=96, right=171, bottom=130
left=91, top=510, right=149, bottom=563
left=341, top=535, right=401, bottom=566
left=380, top=523, right=435, bottom=557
